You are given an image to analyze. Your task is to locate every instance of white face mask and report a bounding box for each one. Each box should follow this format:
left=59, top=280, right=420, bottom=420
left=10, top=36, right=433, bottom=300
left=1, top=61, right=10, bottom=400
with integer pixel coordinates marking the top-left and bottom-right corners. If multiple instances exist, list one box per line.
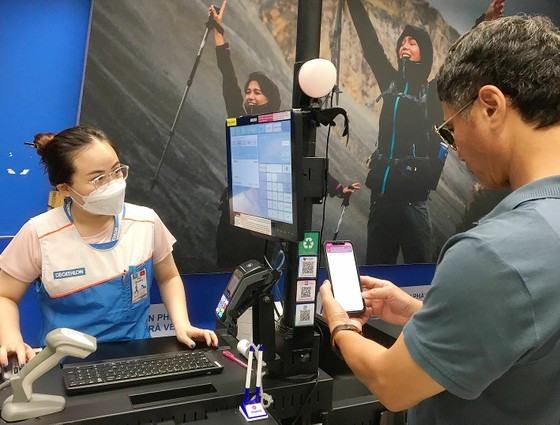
left=69, top=179, right=126, bottom=216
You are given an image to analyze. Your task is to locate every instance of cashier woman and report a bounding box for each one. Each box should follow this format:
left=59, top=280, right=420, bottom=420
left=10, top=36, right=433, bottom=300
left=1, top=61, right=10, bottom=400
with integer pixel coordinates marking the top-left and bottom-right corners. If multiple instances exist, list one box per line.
left=0, top=125, right=218, bottom=368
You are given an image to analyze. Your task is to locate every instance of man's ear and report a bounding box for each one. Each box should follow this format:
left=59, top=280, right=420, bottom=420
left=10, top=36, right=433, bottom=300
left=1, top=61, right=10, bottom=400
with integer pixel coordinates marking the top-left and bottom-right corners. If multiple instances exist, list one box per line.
left=477, top=85, right=507, bottom=128
left=56, top=183, right=71, bottom=198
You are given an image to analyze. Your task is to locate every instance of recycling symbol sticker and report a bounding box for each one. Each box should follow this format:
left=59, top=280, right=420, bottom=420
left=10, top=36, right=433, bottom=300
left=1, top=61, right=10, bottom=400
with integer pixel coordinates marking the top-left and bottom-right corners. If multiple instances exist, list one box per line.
left=303, top=237, right=314, bottom=250
left=298, top=232, right=319, bottom=256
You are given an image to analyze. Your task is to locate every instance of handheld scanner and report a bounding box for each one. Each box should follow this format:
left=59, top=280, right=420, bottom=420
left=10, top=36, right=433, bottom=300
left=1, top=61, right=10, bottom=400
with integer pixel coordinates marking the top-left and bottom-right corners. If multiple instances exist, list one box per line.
left=10, top=328, right=97, bottom=403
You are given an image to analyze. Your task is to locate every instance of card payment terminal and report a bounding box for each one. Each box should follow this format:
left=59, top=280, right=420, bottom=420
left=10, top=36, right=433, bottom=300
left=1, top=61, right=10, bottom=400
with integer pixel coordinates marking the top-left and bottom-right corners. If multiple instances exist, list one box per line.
left=215, top=260, right=279, bottom=337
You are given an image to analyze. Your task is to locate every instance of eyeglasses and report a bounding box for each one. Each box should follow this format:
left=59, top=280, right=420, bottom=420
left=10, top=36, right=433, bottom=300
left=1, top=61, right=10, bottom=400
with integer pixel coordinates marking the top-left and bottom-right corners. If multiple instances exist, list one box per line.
left=88, top=165, right=129, bottom=189
left=434, top=97, right=477, bottom=151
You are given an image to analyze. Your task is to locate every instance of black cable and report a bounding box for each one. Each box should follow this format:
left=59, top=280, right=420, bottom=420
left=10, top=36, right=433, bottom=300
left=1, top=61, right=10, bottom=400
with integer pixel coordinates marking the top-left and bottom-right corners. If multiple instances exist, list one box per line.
left=289, top=371, right=320, bottom=425
left=0, top=380, right=11, bottom=391
left=285, top=314, right=329, bottom=424
left=318, top=93, right=331, bottom=109
left=318, top=89, right=336, bottom=251
left=263, top=239, right=269, bottom=265
left=273, top=301, right=281, bottom=320
left=314, top=316, right=326, bottom=344
left=275, top=314, right=291, bottom=335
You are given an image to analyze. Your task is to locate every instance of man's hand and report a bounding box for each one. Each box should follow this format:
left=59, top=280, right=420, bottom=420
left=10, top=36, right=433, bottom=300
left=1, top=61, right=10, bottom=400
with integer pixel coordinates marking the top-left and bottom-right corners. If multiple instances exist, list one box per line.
left=319, top=281, right=370, bottom=332
left=485, top=0, right=505, bottom=21
left=360, top=276, right=422, bottom=327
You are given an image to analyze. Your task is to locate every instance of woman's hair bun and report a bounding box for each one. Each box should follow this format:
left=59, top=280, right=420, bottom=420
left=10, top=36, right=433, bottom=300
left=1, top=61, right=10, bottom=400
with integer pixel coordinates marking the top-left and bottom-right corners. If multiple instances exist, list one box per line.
left=32, top=132, right=56, bottom=156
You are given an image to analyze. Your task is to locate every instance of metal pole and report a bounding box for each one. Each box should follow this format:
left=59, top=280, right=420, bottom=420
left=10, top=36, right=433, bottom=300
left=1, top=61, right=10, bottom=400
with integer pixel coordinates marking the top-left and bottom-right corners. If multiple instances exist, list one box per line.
left=291, top=0, right=323, bottom=110
left=150, top=26, right=211, bottom=189
left=283, top=0, right=322, bottom=329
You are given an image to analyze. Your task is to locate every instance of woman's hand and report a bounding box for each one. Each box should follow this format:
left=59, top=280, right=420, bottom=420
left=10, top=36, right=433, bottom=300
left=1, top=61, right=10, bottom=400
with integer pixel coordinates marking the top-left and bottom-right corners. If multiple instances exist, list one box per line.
left=209, top=0, right=227, bottom=27
left=175, top=325, right=219, bottom=349
left=341, top=182, right=361, bottom=196
left=0, top=340, right=35, bottom=368
left=485, top=0, right=505, bottom=21
left=209, top=0, right=227, bottom=46
left=360, top=276, right=422, bottom=327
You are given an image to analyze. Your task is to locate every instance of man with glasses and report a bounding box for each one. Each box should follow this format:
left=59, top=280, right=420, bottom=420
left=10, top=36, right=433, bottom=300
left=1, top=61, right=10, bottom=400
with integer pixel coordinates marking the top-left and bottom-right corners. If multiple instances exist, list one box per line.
left=320, top=15, right=560, bottom=424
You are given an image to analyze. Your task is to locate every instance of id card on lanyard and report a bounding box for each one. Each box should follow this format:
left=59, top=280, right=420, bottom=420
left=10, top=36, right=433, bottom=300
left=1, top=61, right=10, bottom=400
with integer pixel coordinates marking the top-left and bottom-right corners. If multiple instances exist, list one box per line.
left=130, top=267, right=148, bottom=303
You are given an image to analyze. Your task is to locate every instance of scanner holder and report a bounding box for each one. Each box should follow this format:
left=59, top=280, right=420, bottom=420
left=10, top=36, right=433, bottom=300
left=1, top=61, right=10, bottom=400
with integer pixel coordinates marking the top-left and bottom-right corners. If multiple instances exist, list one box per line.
left=1, top=328, right=96, bottom=422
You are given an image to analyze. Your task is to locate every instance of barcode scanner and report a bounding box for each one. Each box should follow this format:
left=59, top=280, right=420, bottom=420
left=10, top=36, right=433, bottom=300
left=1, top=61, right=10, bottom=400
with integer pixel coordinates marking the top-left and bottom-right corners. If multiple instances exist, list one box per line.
left=1, top=328, right=96, bottom=422
left=0, top=355, right=20, bottom=383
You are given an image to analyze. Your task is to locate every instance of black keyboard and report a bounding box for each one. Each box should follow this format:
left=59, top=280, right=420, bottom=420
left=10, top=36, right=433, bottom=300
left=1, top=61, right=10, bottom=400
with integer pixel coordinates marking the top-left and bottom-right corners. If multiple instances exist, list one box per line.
left=62, top=350, right=223, bottom=395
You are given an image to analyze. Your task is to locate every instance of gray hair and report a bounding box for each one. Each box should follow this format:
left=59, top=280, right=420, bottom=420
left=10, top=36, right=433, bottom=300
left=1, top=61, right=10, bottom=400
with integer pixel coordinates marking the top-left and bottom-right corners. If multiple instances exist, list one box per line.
left=437, top=15, right=560, bottom=129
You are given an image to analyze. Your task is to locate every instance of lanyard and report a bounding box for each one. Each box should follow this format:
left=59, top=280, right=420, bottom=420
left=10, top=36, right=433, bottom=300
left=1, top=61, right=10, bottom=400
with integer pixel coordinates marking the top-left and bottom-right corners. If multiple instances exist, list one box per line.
left=63, top=199, right=120, bottom=242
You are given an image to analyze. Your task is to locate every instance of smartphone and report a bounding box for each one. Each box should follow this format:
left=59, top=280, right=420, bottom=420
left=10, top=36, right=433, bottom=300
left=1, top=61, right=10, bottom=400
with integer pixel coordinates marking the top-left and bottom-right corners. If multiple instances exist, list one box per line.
left=323, top=240, right=365, bottom=314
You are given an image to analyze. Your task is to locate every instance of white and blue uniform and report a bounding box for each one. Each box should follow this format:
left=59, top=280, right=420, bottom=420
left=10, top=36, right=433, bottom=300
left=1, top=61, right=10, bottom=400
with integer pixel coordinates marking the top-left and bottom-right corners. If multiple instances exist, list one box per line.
left=31, top=202, right=155, bottom=345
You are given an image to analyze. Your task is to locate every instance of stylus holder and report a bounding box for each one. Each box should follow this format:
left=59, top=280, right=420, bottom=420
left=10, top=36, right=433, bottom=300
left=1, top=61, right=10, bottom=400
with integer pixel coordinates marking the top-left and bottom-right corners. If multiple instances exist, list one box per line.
left=239, top=344, right=268, bottom=422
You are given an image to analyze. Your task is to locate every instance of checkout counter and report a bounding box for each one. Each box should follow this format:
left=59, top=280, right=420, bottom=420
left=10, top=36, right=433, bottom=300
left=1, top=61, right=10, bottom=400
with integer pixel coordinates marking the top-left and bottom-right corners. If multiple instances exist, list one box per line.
left=0, top=319, right=404, bottom=425
left=0, top=257, right=417, bottom=424
left=0, top=332, right=330, bottom=424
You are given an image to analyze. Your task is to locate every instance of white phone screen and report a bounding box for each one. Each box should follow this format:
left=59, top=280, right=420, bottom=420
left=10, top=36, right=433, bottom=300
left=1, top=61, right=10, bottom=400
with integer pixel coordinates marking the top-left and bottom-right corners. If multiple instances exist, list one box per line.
left=325, top=241, right=364, bottom=312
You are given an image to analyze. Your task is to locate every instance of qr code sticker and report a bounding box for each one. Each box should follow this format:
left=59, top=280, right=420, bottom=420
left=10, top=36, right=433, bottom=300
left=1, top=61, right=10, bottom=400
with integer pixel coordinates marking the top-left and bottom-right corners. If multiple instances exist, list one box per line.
left=298, top=256, right=317, bottom=279
left=296, top=280, right=316, bottom=302
left=300, top=308, right=311, bottom=322
left=295, top=303, right=315, bottom=327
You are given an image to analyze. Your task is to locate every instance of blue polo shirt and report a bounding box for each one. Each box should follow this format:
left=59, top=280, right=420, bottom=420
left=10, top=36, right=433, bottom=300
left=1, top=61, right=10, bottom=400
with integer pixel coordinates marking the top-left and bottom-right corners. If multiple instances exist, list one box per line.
left=403, top=176, right=560, bottom=425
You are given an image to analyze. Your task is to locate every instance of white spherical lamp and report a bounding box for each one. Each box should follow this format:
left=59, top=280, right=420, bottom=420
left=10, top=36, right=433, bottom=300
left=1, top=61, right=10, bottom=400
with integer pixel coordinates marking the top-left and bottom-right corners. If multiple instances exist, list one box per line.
left=298, top=58, right=337, bottom=98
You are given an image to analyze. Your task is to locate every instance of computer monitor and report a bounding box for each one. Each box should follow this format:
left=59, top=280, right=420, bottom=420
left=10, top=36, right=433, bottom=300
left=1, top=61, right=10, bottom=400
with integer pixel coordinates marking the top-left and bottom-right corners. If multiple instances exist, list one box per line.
left=225, top=110, right=304, bottom=242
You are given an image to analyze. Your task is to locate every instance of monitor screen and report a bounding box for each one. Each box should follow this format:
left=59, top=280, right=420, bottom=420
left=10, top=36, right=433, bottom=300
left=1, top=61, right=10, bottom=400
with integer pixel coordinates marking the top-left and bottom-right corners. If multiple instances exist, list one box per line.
left=225, top=110, right=302, bottom=241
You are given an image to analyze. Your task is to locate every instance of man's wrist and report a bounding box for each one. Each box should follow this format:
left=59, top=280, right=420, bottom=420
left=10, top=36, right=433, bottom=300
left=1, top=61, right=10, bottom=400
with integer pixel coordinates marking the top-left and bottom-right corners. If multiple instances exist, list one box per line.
left=412, top=298, right=423, bottom=315
left=330, top=323, right=362, bottom=349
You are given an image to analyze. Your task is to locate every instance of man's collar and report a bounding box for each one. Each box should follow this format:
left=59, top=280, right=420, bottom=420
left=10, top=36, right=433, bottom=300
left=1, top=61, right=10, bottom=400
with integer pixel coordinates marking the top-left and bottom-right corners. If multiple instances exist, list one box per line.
left=481, top=175, right=560, bottom=223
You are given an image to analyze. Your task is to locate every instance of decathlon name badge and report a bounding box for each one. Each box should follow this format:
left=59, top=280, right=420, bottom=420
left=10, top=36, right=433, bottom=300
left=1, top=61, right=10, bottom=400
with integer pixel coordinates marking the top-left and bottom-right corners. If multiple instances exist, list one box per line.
left=131, top=269, right=148, bottom=303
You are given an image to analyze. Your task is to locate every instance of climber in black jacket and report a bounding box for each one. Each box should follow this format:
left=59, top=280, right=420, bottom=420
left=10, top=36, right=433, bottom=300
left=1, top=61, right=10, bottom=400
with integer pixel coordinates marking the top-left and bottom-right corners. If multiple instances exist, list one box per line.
left=347, top=0, right=503, bottom=264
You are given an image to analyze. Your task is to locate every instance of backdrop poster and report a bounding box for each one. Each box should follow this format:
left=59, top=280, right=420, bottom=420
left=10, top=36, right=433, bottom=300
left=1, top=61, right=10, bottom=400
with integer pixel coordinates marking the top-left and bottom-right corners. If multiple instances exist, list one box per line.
left=80, top=0, right=558, bottom=272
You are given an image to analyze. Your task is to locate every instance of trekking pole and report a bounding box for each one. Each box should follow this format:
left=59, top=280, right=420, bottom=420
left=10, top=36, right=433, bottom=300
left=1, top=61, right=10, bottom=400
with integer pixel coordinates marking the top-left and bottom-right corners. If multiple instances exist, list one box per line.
left=151, top=8, right=223, bottom=189
left=333, top=185, right=353, bottom=240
